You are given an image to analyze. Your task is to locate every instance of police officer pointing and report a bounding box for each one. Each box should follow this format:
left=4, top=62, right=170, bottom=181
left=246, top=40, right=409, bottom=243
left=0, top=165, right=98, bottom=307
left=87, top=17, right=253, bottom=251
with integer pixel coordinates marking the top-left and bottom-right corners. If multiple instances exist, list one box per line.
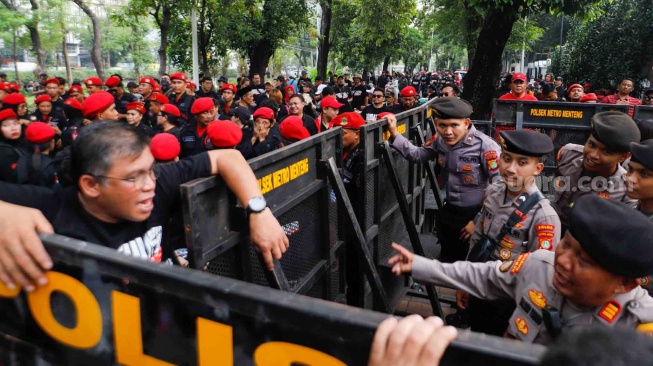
left=387, top=98, right=501, bottom=262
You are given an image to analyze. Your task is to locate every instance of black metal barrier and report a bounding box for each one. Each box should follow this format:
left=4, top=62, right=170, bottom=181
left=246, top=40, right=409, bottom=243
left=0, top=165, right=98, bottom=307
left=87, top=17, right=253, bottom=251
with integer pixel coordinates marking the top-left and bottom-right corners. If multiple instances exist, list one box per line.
left=0, top=234, right=546, bottom=365
left=635, top=105, right=653, bottom=121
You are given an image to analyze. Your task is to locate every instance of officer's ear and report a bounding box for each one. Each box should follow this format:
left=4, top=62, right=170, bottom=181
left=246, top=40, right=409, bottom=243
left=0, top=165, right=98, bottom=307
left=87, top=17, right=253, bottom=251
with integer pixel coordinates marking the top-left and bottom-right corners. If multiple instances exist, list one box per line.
left=78, top=174, right=102, bottom=198
left=464, top=118, right=471, bottom=129
left=615, top=277, right=640, bottom=295
left=618, top=152, right=631, bottom=164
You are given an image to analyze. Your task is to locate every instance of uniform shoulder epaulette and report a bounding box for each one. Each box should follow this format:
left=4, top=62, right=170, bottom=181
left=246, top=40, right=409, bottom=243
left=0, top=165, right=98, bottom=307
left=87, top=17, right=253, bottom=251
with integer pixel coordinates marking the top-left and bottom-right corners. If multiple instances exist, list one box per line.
left=557, top=143, right=584, bottom=162
left=627, top=291, right=653, bottom=332
left=500, top=250, right=553, bottom=274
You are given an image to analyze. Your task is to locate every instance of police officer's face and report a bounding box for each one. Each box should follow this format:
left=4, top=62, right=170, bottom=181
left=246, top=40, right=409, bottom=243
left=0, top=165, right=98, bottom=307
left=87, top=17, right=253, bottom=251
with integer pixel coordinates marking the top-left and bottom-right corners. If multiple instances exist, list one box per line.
left=626, top=160, right=653, bottom=200
left=342, top=128, right=360, bottom=151
left=171, top=79, right=186, bottom=94
left=582, top=136, right=628, bottom=175
left=37, top=101, right=52, bottom=115
left=569, top=88, right=584, bottom=101
left=1, top=119, right=21, bottom=140
left=46, top=83, right=59, bottom=98
left=126, top=110, right=142, bottom=126
left=499, top=151, right=543, bottom=193
left=139, top=83, right=153, bottom=96
left=553, top=232, right=634, bottom=307
left=98, top=103, right=119, bottom=121
left=223, top=90, right=234, bottom=103
left=435, top=118, right=470, bottom=146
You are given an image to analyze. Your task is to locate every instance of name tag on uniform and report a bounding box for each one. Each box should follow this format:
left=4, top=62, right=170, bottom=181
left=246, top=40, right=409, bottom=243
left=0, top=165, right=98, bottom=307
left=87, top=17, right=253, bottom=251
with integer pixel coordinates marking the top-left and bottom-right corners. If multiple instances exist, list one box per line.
left=182, top=136, right=195, bottom=143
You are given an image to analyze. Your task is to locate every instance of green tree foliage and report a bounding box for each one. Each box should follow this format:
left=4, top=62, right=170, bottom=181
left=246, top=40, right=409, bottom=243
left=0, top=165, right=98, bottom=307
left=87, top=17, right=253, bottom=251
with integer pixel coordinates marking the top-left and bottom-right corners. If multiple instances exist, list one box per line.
left=551, top=0, right=653, bottom=90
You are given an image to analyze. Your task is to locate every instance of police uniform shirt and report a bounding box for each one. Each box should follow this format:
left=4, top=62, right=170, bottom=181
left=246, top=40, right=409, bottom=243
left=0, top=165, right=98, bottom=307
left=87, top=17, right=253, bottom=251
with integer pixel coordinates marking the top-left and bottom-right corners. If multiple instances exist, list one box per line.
left=637, top=209, right=653, bottom=296
left=469, top=182, right=561, bottom=262
left=552, top=143, right=637, bottom=226
left=170, top=93, right=196, bottom=123
left=391, top=124, right=501, bottom=207
left=411, top=250, right=653, bottom=345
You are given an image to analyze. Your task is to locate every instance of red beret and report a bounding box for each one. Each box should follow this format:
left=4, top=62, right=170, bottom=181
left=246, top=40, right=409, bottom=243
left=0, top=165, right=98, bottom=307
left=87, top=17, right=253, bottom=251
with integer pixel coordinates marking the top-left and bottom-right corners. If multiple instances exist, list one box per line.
left=68, top=85, right=84, bottom=94
left=0, top=82, right=10, bottom=93
left=377, top=112, right=394, bottom=120
left=331, top=112, right=365, bottom=129
left=139, top=77, right=156, bottom=86
left=82, top=91, right=114, bottom=119
left=34, top=95, right=53, bottom=105
left=285, top=85, right=296, bottom=95
left=321, top=96, right=344, bottom=109
left=126, top=101, right=146, bottom=115
left=400, top=86, right=417, bottom=97
left=160, top=104, right=180, bottom=118
left=2, top=93, right=26, bottom=105
left=221, top=83, right=237, bottom=93
left=253, top=107, right=275, bottom=120
left=279, top=116, right=310, bottom=142
left=104, top=76, right=121, bottom=88
left=149, top=93, right=169, bottom=104
left=84, top=77, right=103, bottom=87
left=567, top=83, right=583, bottom=95
left=207, top=120, right=243, bottom=148
left=580, top=93, right=598, bottom=102
left=153, top=84, right=162, bottom=93
left=187, top=82, right=196, bottom=90
left=0, top=109, right=18, bottom=122
left=64, top=98, right=83, bottom=111
left=150, top=133, right=180, bottom=161
left=190, top=97, right=214, bottom=115
left=169, top=72, right=187, bottom=81
left=9, top=82, right=19, bottom=92
left=45, top=78, right=60, bottom=86
left=25, top=122, right=56, bottom=144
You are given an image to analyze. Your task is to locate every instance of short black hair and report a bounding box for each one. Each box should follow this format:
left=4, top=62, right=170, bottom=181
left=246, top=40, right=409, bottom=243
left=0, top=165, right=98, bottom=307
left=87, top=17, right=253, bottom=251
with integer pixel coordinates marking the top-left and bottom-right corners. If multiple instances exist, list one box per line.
left=321, top=86, right=335, bottom=96
left=288, top=94, right=305, bottom=103
left=441, top=83, right=460, bottom=95
left=201, top=76, right=213, bottom=83
left=56, top=76, right=66, bottom=85
left=374, top=87, right=385, bottom=94
left=542, top=83, right=557, bottom=95
left=258, top=99, right=279, bottom=119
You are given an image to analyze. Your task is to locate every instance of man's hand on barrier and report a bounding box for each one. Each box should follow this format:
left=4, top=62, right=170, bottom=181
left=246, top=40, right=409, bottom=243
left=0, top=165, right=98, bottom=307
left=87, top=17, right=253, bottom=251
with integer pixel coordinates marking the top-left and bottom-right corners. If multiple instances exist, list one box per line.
left=249, top=207, right=289, bottom=271
left=456, top=290, right=470, bottom=310
left=388, top=243, right=414, bottom=275
left=0, top=201, right=53, bottom=292
left=368, top=315, right=457, bottom=366
left=459, top=220, right=475, bottom=242
left=386, top=114, right=399, bottom=138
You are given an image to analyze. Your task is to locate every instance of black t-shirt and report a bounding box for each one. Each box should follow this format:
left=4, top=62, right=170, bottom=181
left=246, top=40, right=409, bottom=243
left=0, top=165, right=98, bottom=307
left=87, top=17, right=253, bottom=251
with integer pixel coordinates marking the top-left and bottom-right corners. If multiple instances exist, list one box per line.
left=0, top=153, right=212, bottom=261
left=351, top=85, right=368, bottom=110
left=360, top=104, right=392, bottom=122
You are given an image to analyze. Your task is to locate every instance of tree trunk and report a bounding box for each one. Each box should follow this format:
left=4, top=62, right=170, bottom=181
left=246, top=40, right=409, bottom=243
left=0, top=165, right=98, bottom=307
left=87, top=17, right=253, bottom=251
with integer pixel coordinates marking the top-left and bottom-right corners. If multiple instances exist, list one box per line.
left=62, top=31, right=73, bottom=84
left=462, top=0, right=482, bottom=68
left=317, top=0, right=332, bottom=79
left=12, top=31, right=19, bottom=83
left=153, top=5, right=171, bottom=78
left=72, top=0, right=104, bottom=79
left=248, top=40, right=273, bottom=80
left=461, top=9, right=519, bottom=120
left=1, top=0, right=46, bottom=74
left=382, top=56, right=391, bottom=72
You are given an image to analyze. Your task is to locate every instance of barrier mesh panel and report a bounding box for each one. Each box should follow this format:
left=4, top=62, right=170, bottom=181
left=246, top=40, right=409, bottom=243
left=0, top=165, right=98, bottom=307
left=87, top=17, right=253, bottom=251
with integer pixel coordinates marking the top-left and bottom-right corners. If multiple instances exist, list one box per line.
left=365, top=168, right=376, bottom=231
left=204, top=245, right=239, bottom=279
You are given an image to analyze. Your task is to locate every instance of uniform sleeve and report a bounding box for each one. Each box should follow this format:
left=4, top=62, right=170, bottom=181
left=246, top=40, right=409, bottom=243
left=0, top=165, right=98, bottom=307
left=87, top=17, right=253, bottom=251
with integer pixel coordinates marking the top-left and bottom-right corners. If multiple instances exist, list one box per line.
left=390, top=134, right=437, bottom=162
left=411, top=255, right=518, bottom=300
left=480, top=137, right=502, bottom=183
left=526, top=208, right=561, bottom=253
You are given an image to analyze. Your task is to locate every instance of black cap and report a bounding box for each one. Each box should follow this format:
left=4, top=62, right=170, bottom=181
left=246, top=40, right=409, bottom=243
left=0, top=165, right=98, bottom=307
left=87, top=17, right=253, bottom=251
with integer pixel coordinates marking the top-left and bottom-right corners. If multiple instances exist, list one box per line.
left=231, top=106, right=251, bottom=123
left=499, top=129, right=554, bottom=157
left=236, top=85, right=252, bottom=98
left=126, top=81, right=138, bottom=89
left=630, top=139, right=653, bottom=170
left=276, top=75, right=285, bottom=82
left=218, top=76, right=228, bottom=83
left=570, top=195, right=653, bottom=278
left=315, top=76, right=323, bottom=81
left=431, top=98, right=473, bottom=119
left=591, top=112, right=640, bottom=152
left=0, top=72, right=6, bottom=77
left=645, top=88, right=653, bottom=95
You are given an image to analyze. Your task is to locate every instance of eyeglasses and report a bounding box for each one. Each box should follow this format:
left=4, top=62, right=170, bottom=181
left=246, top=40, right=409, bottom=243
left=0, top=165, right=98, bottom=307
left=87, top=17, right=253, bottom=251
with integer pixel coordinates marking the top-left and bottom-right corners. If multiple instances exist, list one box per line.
left=93, top=169, right=157, bottom=190
left=645, top=96, right=653, bottom=101
left=439, top=92, right=449, bottom=97
left=385, top=95, right=393, bottom=98
left=372, top=94, right=384, bottom=98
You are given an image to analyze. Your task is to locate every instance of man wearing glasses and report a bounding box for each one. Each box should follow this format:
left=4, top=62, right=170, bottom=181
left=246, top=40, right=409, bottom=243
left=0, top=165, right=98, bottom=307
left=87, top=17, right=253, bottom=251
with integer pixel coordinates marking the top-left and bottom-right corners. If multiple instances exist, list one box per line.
left=361, top=87, right=392, bottom=122
left=643, top=88, right=653, bottom=106
left=0, top=122, right=288, bottom=292
left=439, top=84, right=459, bottom=99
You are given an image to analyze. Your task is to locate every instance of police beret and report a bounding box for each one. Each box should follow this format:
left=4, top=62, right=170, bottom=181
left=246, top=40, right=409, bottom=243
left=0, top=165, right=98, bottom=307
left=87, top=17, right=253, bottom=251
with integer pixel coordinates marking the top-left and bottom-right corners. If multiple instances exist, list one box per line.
left=431, top=97, right=473, bottom=119
left=0, top=109, right=17, bottom=122
left=591, top=112, right=640, bottom=152
left=63, top=98, right=83, bottom=111
left=253, top=107, right=275, bottom=121
left=630, top=139, right=653, bottom=170
left=400, top=86, right=417, bottom=97
left=2, top=93, right=26, bottom=106
left=321, top=97, right=343, bottom=109
left=579, top=93, right=597, bottom=103
left=499, top=129, right=553, bottom=157
left=84, top=77, right=103, bottom=87
left=150, top=133, right=180, bottom=161
left=160, top=104, right=180, bottom=118
left=570, top=195, right=653, bottom=278
left=207, top=120, right=243, bottom=148
left=169, top=72, right=187, bottom=82
left=68, top=85, right=83, bottom=94
left=279, top=117, right=310, bottom=142
left=82, top=91, right=114, bottom=119
left=125, top=102, right=145, bottom=115
left=45, top=78, right=60, bottom=86
left=34, top=95, right=52, bottom=105
left=331, top=112, right=365, bottom=130
left=190, top=97, right=215, bottom=115
left=149, top=94, right=169, bottom=105
left=231, top=106, right=251, bottom=123
left=221, top=83, right=237, bottom=93
left=567, top=83, right=583, bottom=95
left=104, top=76, right=121, bottom=88
left=139, top=77, right=156, bottom=86
left=25, top=122, right=55, bottom=144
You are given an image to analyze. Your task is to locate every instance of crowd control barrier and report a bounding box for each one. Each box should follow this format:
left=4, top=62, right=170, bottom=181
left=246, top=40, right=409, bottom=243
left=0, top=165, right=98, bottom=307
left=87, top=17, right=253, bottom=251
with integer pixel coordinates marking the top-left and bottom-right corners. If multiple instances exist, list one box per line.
left=0, top=234, right=546, bottom=366
left=635, top=105, right=653, bottom=121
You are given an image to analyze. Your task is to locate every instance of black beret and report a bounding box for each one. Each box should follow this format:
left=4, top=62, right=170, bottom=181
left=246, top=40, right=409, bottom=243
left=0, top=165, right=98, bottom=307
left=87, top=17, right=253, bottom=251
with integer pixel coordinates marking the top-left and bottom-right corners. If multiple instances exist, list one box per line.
left=591, top=112, right=640, bottom=152
left=236, top=85, right=253, bottom=98
left=499, top=129, right=554, bottom=157
left=570, top=195, right=653, bottom=278
left=431, top=98, right=473, bottom=119
left=630, top=139, right=653, bottom=170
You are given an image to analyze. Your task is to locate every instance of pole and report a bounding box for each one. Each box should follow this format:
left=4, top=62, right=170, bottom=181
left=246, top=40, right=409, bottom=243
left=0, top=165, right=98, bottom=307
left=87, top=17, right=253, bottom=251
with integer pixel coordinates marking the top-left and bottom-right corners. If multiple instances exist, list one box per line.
left=520, top=16, right=527, bottom=74
left=559, top=14, right=564, bottom=73
left=429, top=28, right=434, bottom=71
left=191, top=7, right=199, bottom=85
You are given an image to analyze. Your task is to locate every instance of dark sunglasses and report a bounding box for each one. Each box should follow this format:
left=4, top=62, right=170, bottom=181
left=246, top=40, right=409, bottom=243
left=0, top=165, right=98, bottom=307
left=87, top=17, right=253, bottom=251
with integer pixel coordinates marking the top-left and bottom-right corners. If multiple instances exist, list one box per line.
left=439, top=92, right=449, bottom=97
left=385, top=95, right=393, bottom=98
left=645, top=96, right=653, bottom=101
left=372, top=94, right=384, bottom=98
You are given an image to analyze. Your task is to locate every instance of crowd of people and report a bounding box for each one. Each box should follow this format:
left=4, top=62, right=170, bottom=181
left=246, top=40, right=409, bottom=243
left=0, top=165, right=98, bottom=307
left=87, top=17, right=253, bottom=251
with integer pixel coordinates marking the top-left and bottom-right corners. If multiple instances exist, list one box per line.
left=2, top=67, right=653, bottom=364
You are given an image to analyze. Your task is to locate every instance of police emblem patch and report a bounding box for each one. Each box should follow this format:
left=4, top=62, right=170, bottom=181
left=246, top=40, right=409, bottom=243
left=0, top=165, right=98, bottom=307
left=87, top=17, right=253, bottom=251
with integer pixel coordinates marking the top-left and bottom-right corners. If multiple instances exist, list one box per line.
left=500, top=260, right=514, bottom=272
left=528, top=290, right=547, bottom=308
left=500, top=248, right=511, bottom=260
left=510, top=253, right=529, bottom=275
left=463, top=175, right=473, bottom=184
left=515, top=317, right=529, bottom=335
left=598, top=300, right=621, bottom=323
left=340, top=117, right=348, bottom=126
left=640, top=276, right=651, bottom=286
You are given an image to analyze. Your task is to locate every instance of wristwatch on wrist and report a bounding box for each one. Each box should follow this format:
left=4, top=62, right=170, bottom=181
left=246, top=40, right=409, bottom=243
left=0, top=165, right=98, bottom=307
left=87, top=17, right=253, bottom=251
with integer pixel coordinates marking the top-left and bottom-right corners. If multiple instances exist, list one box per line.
left=246, top=196, right=267, bottom=216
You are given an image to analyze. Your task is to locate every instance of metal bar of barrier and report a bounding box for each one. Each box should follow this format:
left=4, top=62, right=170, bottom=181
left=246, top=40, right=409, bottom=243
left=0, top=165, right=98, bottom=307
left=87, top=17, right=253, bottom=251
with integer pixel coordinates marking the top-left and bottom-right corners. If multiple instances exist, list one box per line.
left=378, top=141, right=445, bottom=319
left=413, top=124, right=444, bottom=210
